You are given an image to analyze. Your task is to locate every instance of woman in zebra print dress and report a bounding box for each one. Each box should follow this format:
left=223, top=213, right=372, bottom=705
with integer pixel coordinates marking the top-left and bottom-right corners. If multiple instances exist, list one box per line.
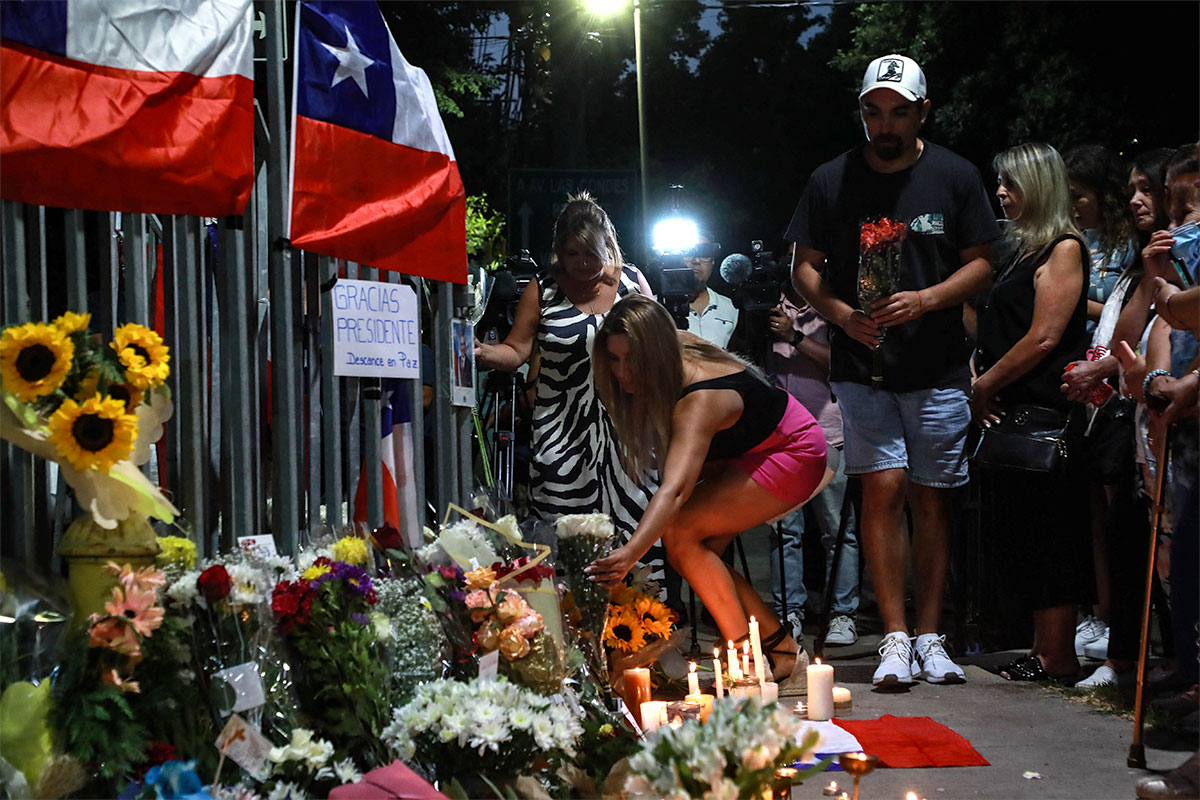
left=475, top=194, right=659, bottom=552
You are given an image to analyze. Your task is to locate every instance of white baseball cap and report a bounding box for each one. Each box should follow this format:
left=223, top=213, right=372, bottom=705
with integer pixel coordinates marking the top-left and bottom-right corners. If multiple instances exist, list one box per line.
left=859, top=54, right=927, bottom=102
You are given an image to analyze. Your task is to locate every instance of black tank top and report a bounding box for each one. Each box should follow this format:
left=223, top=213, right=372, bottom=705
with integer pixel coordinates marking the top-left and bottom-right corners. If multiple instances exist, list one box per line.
left=679, top=370, right=789, bottom=461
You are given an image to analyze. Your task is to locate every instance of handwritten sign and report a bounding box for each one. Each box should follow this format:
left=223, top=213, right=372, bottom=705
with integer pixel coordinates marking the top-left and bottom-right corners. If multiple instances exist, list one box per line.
left=330, top=279, right=419, bottom=378
left=215, top=714, right=273, bottom=780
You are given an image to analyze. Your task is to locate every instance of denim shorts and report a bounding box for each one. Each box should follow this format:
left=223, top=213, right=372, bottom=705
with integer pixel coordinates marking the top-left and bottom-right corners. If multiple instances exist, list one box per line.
left=830, top=378, right=971, bottom=488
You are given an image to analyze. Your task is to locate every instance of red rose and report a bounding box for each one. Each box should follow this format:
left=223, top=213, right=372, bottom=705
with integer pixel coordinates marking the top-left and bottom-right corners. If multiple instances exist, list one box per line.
left=197, top=565, right=231, bottom=604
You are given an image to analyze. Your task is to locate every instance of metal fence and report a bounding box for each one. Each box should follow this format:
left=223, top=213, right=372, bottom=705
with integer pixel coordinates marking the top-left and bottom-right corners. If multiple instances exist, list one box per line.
left=0, top=1, right=476, bottom=566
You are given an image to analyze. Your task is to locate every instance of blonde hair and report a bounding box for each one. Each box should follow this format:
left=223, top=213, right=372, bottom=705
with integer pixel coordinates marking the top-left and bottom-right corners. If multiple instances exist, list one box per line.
left=594, top=294, right=756, bottom=480
left=551, top=191, right=624, bottom=277
left=993, top=143, right=1082, bottom=252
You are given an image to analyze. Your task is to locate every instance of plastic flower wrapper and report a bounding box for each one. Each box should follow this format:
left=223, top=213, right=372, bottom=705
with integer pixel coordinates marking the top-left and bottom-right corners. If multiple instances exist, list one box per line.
left=163, top=552, right=298, bottom=749
left=857, top=216, right=907, bottom=387
left=372, top=576, right=448, bottom=701
left=381, top=677, right=584, bottom=791
left=270, top=560, right=392, bottom=768
left=605, top=575, right=685, bottom=678
left=625, top=695, right=830, bottom=799
left=555, top=514, right=614, bottom=686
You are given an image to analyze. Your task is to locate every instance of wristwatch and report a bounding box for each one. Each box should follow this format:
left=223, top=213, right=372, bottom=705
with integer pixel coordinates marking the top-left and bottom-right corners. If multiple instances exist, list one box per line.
left=791, top=329, right=806, bottom=347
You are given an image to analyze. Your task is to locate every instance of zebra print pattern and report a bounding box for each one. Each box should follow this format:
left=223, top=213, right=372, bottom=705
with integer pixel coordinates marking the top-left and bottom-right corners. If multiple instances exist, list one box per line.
left=529, top=267, right=664, bottom=574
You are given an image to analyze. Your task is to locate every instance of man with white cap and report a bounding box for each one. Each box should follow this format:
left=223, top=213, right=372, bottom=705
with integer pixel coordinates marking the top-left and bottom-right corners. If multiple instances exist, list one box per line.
left=785, top=54, right=1001, bottom=687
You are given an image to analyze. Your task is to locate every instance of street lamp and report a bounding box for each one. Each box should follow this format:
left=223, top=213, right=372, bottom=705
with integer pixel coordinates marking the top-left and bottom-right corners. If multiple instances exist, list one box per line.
left=583, top=0, right=648, bottom=262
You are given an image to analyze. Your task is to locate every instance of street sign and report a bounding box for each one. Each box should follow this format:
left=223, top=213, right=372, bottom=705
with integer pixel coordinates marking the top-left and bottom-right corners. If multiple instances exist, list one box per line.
left=507, top=169, right=642, bottom=273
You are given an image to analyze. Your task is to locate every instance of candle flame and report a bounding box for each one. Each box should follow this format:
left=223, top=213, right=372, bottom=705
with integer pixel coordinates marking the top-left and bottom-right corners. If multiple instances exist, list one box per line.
left=815, top=657, right=822, bottom=665
left=714, top=646, right=720, bottom=657
left=689, top=661, right=696, bottom=673
left=727, top=639, right=734, bottom=648
left=906, top=793, right=919, bottom=800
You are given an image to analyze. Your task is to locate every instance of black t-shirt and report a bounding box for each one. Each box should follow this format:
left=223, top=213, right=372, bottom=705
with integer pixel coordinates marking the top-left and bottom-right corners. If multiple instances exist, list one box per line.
left=785, top=142, right=1002, bottom=391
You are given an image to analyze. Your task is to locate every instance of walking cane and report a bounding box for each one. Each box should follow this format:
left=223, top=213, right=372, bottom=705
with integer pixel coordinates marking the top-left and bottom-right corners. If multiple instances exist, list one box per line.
left=1127, top=429, right=1172, bottom=769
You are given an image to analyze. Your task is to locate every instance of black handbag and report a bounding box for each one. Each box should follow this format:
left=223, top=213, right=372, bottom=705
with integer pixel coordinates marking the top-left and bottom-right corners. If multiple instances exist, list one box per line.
left=971, top=403, right=1071, bottom=474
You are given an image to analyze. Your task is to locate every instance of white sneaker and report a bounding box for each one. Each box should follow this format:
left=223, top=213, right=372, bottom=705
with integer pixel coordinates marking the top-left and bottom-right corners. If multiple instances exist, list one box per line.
left=1082, top=628, right=1110, bottom=661
left=786, top=612, right=804, bottom=643
left=824, top=615, right=857, bottom=646
left=1074, top=615, right=1107, bottom=657
left=873, top=631, right=915, bottom=686
left=1076, top=664, right=1118, bottom=689
left=912, top=633, right=966, bottom=684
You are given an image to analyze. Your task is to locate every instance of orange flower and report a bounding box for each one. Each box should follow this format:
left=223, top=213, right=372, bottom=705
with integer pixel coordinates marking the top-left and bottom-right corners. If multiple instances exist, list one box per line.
left=464, top=566, right=497, bottom=590
left=102, top=669, right=141, bottom=693
left=104, top=584, right=164, bottom=637
left=499, top=625, right=531, bottom=660
left=88, top=617, right=141, bottom=658
left=475, top=620, right=501, bottom=652
left=496, top=589, right=531, bottom=625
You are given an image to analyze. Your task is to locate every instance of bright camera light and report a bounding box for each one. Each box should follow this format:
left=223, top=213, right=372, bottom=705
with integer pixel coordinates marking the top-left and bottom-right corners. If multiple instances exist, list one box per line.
left=652, top=217, right=698, bottom=254
left=583, top=0, right=627, bottom=15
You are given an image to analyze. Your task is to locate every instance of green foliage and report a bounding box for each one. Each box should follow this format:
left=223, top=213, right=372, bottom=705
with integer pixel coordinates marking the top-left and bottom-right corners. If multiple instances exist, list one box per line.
left=435, top=67, right=502, bottom=119
left=466, top=193, right=506, bottom=270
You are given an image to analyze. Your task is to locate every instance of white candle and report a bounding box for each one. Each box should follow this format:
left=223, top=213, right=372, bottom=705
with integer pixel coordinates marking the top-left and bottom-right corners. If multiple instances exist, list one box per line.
left=640, top=701, right=666, bottom=732
left=760, top=681, right=779, bottom=703
left=713, top=647, right=725, bottom=698
left=742, top=640, right=751, bottom=678
left=832, top=684, right=852, bottom=716
left=749, top=616, right=765, bottom=683
left=807, top=658, right=834, bottom=720
left=727, top=640, right=741, bottom=680
left=822, top=780, right=839, bottom=796
left=688, top=661, right=700, bottom=696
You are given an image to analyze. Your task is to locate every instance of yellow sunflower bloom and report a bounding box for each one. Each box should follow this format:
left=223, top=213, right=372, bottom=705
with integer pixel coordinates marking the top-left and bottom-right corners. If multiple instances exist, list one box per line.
left=636, top=596, right=675, bottom=639
left=0, top=322, right=74, bottom=402
left=47, top=395, right=138, bottom=473
left=604, top=607, right=647, bottom=653
left=609, top=584, right=637, bottom=606
left=111, top=324, right=170, bottom=390
left=75, top=370, right=143, bottom=411
left=53, top=311, right=91, bottom=335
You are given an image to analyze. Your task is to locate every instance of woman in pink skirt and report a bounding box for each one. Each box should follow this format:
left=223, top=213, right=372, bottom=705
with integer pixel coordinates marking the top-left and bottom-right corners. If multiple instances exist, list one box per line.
left=586, top=294, right=828, bottom=692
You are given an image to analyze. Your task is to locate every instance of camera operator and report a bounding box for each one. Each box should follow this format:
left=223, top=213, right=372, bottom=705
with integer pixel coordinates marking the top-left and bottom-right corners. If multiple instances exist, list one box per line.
left=684, top=231, right=739, bottom=348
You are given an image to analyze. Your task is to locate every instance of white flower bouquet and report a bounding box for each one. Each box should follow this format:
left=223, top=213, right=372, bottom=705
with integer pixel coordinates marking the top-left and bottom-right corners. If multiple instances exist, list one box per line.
left=382, top=677, right=583, bottom=787
left=625, top=696, right=829, bottom=799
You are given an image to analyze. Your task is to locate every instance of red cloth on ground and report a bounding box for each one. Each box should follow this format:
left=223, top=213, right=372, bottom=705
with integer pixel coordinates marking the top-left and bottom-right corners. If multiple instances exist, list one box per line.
left=832, top=714, right=990, bottom=768
left=328, top=760, right=448, bottom=799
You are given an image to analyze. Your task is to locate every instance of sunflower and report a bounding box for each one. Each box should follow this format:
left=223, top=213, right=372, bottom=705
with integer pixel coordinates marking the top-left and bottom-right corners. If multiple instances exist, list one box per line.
left=53, top=311, right=91, bottom=335
left=635, top=595, right=675, bottom=639
left=0, top=322, right=74, bottom=402
left=75, top=369, right=144, bottom=411
left=604, top=607, right=647, bottom=653
left=47, top=395, right=138, bottom=472
left=111, top=323, right=170, bottom=390
left=609, top=583, right=637, bottom=606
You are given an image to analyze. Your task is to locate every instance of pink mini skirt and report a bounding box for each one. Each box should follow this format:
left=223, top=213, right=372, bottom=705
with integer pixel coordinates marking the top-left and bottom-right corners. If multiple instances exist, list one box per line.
left=700, top=394, right=828, bottom=506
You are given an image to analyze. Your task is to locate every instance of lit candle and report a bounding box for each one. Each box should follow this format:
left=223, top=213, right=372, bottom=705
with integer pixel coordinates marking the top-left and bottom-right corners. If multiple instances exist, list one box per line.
left=749, top=615, right=765, bottom=683
left=822, top=780, right=839, bottom=797
left=623, top=668, right=652, bottom=726
left=760, top=681, right=779, bottom=704
left=906, top=793, right=919, bottom=800
left=832, top=685, right=852, bottom=716
left=688, top=661, right=700, bottom=696
left=713, top=647, right=725, bottom=698
left=640, top=701, right=666, bottom=733
left=742, top=640, right=751, bottom=677
left=683, top=693, right=714, bottom=723
left=727, top=640, right=742, bottom=680
left=794, top=700, right=806, bottom=716
left=806, top=658, right=834, bottom=721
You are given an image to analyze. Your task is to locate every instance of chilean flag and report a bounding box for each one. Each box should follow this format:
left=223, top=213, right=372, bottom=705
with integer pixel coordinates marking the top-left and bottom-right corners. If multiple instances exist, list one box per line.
left=0, top=0, right=254, bottom=216
left=288, top=2, right=467, bottom=284
left=353, top=379, right=420, bottom=547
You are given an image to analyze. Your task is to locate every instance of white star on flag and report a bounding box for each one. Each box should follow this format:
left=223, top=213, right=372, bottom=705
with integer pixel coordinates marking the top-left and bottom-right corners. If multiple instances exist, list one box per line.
left=321, top=25, right=373, bottom=96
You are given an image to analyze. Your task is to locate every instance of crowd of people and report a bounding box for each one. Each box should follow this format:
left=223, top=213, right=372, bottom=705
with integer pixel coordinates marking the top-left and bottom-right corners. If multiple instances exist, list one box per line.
left=476, top=50, right=1198, bottom=799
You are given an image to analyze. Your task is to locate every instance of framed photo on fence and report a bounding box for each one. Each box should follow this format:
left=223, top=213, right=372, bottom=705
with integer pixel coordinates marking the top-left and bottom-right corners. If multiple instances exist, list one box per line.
left=451, top=319, right=475, bottom=407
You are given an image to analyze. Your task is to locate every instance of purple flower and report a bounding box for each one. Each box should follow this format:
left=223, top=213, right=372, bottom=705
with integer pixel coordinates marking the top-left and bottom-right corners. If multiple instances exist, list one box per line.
left=448, top=590, right=467, bottom=604
left=352, top=612, right=369, bottom=626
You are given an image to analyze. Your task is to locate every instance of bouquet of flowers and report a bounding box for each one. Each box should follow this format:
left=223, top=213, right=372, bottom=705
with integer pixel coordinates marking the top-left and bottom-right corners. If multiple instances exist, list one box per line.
left=857, top=217, right=907, bottom=387
left=0, top=313, right=177, bottom=527
left=164, top=552, right=298, bottom=747
left=381, top=677, right=584, bottom=793
left=270, top=559, right=392, bottom=768
left=625, top=696, right=829, bottom=799
left=258, top=727, right=364, bottom=800
left=373, top=575, right=449, bottom=701
left=555, top=514, right=614, bottom=681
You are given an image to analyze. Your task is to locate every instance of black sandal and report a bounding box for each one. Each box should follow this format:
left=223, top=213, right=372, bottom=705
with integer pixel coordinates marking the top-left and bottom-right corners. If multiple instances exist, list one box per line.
left=759, top=625, right=809, bottom=696
left=997, top=654, right=1075, bottom=684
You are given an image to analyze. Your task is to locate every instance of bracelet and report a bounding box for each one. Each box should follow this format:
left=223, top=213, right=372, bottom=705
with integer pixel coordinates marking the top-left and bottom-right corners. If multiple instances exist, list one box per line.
left=916, top=290, right=924, bottom=315
left=791, top=329, right=806, bottom=347
left=1143, top=368, right=1171, bottom=398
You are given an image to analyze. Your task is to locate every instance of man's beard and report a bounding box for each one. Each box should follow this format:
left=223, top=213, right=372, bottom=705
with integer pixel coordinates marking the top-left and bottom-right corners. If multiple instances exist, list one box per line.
left=870, top=135, right=904, bottom=161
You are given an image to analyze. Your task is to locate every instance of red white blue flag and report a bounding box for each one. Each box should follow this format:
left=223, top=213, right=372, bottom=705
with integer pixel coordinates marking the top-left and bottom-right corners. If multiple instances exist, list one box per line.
left=0, top=0, right=254, bottom=215
left=354, top=380, right=419, bottom=544
left=288, top=1, right=467, bottom=284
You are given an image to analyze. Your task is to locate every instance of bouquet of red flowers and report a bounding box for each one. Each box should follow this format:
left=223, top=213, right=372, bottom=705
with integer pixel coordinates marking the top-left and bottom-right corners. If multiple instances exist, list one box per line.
left=270, top=559, right=392, bottom=768
left=857, top=216, right=908, bottom=386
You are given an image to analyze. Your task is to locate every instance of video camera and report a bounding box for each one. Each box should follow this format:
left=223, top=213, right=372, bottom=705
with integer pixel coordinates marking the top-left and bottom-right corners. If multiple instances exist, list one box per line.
left=476, top=250, right=537, bottom=344
left=721, top=240, right=789, bottom=313
left=654, top=240, right=721, bottom=329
